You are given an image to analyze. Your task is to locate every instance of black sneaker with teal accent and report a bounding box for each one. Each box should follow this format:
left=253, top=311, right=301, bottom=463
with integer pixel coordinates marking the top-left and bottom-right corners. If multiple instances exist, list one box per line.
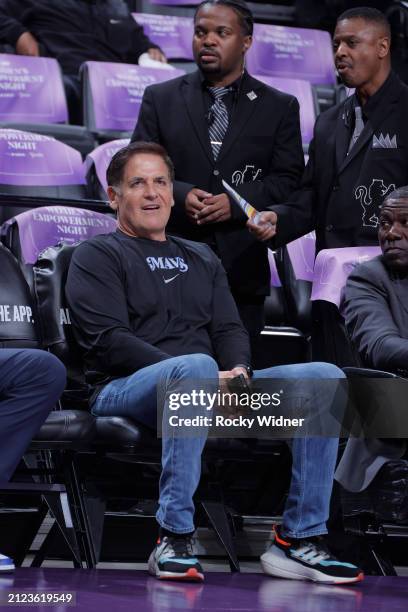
left=0, top=552, right=14, bottom=572
left=260, top=526, right=364, bottom=584
left=148, top=534, right=204, bottom=582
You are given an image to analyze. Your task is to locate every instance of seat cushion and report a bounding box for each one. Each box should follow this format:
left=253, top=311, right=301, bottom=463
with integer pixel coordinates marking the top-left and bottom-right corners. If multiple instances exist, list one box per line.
left=33, top=409, right=95, bottom=443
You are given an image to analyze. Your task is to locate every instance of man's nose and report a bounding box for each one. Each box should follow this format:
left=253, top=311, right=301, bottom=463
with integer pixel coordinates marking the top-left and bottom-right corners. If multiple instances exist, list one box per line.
left=386, top=223, right=402, bottom=240
left=203, top=33, right=217, bottom=46
left=144, top=182, right=158, bottom=198
left=334, top=42, right=347, bottom=58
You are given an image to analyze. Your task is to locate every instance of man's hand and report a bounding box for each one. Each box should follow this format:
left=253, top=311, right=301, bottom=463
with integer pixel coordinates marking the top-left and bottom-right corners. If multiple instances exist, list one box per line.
left=148, top=47, right=166, bottom=62
left=16, top=31, right=40, bottom=56
left=185, top=188, right=212, bottom=221
left=196, top=194, right=231, bottom=225
left=247, top=211, right=277, bottom=241
left=219, top=366, right=249, bottom=381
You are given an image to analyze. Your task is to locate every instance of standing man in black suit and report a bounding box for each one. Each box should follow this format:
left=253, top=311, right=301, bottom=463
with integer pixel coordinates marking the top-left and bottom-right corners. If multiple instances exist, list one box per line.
left=252, top=7, right=408, bottom=253
left=132, top=0, right=304, bottom=346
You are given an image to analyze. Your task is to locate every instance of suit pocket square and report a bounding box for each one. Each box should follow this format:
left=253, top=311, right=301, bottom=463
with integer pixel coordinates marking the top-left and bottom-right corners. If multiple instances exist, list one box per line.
left=372, top=133, right=398, bottom=149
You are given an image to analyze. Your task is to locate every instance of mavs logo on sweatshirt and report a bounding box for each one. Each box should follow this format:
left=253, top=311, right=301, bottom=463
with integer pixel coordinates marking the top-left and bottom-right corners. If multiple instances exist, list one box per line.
left=146, top=256, right=189, bottom=273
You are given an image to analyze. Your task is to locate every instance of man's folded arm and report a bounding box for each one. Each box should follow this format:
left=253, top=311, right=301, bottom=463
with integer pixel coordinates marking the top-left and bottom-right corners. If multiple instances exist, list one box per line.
left=65, top=241, right=171, bottom=377
left=208, top=255, right=251, bottom=369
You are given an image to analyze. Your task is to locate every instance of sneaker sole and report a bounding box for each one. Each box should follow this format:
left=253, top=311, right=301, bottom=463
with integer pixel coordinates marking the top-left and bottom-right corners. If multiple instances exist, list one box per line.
left=0, top=564, right=15, bottom=572
left=261, top=558, right=364, bottom=585
left=152, top=567, right=204, bottom=582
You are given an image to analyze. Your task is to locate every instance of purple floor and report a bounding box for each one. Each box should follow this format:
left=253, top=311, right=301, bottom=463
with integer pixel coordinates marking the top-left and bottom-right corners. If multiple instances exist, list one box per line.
left=0, top=569, right=407, bottom=611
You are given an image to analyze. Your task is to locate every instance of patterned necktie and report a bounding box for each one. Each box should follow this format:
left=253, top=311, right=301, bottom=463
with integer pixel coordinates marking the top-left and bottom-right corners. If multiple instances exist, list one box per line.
left=347, top=105, right=365, bottom=154
left=207, top=86, right=231, bottom=160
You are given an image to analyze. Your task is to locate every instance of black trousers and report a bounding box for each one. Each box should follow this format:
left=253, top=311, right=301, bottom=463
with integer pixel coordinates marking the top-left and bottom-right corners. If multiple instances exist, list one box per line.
left=235, top=296, right=265, bottom=359
left=0, top=349, right=66, bottom=483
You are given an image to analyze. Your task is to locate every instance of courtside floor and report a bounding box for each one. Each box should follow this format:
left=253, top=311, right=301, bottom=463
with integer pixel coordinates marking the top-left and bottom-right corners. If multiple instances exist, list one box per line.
left=0, top=568, right=407, bottom=611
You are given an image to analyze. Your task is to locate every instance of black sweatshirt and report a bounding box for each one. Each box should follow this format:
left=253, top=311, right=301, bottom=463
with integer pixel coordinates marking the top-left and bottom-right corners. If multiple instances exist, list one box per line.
left=0, top=0, right=157, bottom=74
left=65, top=231, right=250, bottom=386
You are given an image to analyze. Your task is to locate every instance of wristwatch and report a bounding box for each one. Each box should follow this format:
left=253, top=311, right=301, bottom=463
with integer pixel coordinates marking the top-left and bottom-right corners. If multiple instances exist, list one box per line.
left=234, top=364, right=254, bottom=378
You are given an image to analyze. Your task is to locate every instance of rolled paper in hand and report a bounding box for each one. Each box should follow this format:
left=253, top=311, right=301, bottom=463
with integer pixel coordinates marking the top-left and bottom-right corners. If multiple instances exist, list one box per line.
left=222, top=179, right=262, bottom=225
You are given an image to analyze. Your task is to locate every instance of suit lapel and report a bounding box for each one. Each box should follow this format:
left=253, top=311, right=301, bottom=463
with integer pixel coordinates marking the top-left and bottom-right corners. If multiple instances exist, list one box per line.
left=217, top=76, right=263, bottom=163
left=335, top=99, right=353, bottom=172
left=337, top=75, right=401, bottom=175
left=180, top=72, right=213, bottom=163
left=338, top=120, right=373, bottom=174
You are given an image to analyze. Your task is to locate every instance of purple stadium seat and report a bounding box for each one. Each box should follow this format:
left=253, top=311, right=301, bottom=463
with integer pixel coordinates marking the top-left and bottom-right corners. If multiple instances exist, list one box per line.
left=0, top=53, right=68, bottom=124
left=247, top=24, right=336, bottom=86
left=82, top=61, right=185, bottom=138
left=286, top=232, right=316, bottom=284
left=132, top=13, right=194, bottom=60
left=2, top=205, right=117, bottom=266
left=85, top=138, right=130, bottom=200
left=254, top=75, right=316, bottom=145
left=0, top=128, right=87, bottom=201
left=0, top=55, right=96, bottom=157
left=311, top=246, right=382, bottom=309
left=281, top=233, right=316, bottom=334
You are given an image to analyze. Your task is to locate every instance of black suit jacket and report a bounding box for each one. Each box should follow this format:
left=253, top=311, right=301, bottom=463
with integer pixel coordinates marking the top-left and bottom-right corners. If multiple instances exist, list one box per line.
left=335, top=255, right=407, bottom=492
left=344, top=255, right=408, bottom=376
left=132, top=70, right=304, bottom=297
left=273, top=72, right=408, bottom=254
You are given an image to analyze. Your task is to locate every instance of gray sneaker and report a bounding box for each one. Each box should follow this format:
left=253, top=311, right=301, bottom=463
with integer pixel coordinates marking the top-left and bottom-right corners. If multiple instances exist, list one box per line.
left=148, top=535, right=204, bottom=582
left=261, top=526, right=364, bottom=584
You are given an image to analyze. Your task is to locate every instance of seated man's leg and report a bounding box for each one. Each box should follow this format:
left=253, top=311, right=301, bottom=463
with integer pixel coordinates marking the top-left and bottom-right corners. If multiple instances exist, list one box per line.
left=254, top=362, right=363, bottom=584
left=91, top=353, right=219, bottom=581
left=0, top=349, right=66, bottom=484
left=0, top=349, right=66, bottom=573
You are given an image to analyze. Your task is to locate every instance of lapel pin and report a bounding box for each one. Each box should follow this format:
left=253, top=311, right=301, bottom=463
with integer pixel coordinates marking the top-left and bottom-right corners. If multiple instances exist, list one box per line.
left=247, top=90, right=257, bottom=101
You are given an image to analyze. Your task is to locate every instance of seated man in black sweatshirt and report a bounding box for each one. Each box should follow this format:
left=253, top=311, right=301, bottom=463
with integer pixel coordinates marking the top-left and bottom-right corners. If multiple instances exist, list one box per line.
left=65, top=141, right=362, bottom=584
left=0, top=0, right=165, bottom=122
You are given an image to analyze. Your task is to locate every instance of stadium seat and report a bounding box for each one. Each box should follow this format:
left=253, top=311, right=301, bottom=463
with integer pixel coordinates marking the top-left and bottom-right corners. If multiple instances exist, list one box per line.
left=82, top=61, right=184, bottom=142
left=0, top=129, right=87, bottom=215
left=1, top=204, right=117, bottom=291
left=132, top=12, right=194, bottom=60
left=252, top=248, right=309, bottom=370
left=85, top=138, right=130, bottom=200
left=0, top=242, right=97, bottom=568
left=253, top=75, right=317, bottom=147
left=279, top=232, right=315, bottom=335
left=310, top=246, right=381, bottom=365
left=246, top=23, right=337, bottom=113
left=0, top=54, right=96, bottom=156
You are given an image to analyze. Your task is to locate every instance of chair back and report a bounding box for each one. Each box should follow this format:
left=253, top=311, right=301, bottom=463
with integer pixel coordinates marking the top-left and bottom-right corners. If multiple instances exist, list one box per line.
left=0, top=129, right=87, bottom=205
left=0, top=54, right=68, bottom=124
left=82, top=61, right=184, bottom=135
left=0, top=243, right=38, bottom=349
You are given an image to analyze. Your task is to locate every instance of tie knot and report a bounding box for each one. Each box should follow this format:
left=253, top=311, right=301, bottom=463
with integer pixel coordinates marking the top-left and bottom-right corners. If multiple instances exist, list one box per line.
left=208, top=86, right=231, bottom=101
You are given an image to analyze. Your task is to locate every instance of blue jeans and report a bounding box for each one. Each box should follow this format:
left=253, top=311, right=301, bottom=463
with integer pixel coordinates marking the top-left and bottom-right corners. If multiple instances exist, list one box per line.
left=91, top=355, right=343, bottom=538
left=0, top=349, right=66, bottom=483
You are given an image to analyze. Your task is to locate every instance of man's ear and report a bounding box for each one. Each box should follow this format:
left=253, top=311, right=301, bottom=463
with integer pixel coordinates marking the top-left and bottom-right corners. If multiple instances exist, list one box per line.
left=377, top=35, right=390, bottom=59
left=243, top=35, right=252, bottom=54
left=107, top=185, right=118, bottom=211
